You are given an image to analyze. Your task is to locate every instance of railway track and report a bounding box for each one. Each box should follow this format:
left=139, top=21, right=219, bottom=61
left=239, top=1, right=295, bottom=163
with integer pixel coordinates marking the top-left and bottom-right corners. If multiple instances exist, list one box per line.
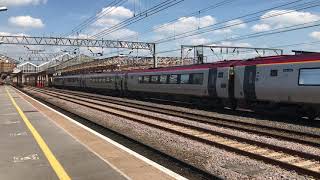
left=27, top=87, right=320, bottom=148
left=23, top=87, right=320, bottom=178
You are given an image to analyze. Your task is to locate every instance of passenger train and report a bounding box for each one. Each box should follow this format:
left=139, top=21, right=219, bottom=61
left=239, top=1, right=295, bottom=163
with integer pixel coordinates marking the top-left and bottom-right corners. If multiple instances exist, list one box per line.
left=52, top=52, right=320, bottom=119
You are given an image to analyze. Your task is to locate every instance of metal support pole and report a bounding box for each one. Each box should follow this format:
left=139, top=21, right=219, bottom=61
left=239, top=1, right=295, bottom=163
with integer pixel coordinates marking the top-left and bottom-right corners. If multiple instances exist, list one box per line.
left=78, top=47, right=81, bottom=62
left=35, top=75, right=38, bottom=87
left=181, top=45, right=184, bottom=65
left=152, top=43, right=157, bottom=68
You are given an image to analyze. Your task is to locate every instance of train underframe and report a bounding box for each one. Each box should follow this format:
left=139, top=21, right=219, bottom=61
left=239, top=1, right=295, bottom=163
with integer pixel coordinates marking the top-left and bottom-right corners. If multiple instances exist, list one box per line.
left=53, top=84, right=319, bottom=120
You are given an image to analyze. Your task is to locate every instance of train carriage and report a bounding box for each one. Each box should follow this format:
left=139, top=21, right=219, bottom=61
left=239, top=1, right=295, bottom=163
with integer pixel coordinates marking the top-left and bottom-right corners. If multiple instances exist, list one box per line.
left=126, top=69, right=209, bottom=97
left=52, top=52, right=320, bottom=119
left=82, top=73, right=118, bottom=91
left=233, top=53, right=320, bottom=118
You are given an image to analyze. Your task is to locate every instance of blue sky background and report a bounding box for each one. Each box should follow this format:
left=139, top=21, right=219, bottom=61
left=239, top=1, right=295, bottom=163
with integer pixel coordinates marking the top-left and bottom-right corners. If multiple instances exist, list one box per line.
left=0, top=0, right=319, bottom=63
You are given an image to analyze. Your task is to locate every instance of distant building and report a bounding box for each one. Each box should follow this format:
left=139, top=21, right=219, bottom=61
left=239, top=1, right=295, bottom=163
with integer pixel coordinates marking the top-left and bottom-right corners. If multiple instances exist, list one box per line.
left=16, top=62, right=38, bottom=73
left=0, top=55, right=17, bottom=74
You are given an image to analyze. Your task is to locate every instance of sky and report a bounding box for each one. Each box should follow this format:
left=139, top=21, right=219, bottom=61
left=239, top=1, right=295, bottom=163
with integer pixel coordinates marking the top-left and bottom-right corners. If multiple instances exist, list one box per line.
left=0, top=0, right=320, bottom=64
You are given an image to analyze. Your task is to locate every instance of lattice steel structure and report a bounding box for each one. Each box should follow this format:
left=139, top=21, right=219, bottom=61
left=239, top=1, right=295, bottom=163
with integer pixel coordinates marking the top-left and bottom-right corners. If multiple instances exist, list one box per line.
left=57, top=56, right=193, bottom=75
left=181, top=45, right=284, bottom=64
left=0, top=35, right=158, bottom=68
left=0, top=36, right=155, bottom=50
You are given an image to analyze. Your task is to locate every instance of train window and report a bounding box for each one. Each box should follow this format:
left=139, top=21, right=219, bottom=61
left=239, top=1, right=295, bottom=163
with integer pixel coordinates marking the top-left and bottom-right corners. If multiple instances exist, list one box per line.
left=160, top=75, right=167, bottom=84
left=249, top=72, right=254, bottom=84
left=270, top=70, right=278, bottom=77
left=150, top=76, right=159, bottom=83
left=283, top=68, right=293, bottom=72
left=218, top=72, right=224, bottom=78
left=138, top=76, right=143, bottom=83
left=180, top=74, right=190, bottom=84
left=220, top=83, right=227, bottom=88
left=106, top=77, right=113, bottom=83
left=143, top=76, right=150, bottom=83
left=299, top=68, right=320, bottom=86
left=190, top=73, right=204, bottom=85
left=169, top=74, right=178, bottom=84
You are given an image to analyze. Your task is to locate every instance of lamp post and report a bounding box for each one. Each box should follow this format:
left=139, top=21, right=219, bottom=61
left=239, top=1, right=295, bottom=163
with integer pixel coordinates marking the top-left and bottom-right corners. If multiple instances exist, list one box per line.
left=0, top=7, right=7, bottom=12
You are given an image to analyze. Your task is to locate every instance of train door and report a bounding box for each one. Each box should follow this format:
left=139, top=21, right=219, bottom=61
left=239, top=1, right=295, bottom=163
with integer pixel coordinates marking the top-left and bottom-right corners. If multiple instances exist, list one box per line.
left=228, top=66, right=235, bottom=100
left=115, top=75, right=119, bottom=91
left=208, top=68, right=217, bottom=97
left=244, top=65, right=257, bottom=101
left=228, top=66, right=237, bottom=109
left=124, top=73, right=129, bottom=93
left=120, top=76, right=123, bottom=92
left=80, top=75, right=85, bottom=88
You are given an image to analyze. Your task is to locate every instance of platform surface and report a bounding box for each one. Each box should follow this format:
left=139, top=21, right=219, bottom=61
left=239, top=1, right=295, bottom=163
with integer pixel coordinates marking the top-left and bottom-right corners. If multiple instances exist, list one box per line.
left=0, top=85, right=153, bottom=180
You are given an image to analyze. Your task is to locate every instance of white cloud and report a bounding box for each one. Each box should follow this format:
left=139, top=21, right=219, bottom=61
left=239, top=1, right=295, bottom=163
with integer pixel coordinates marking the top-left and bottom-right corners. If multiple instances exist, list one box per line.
left=214, top=19, right=246, bottom=34
left=74, top=28, right=137, bottom=41
left=93, top=6, right=133, bottom=27
left=9, top=16, right=44, bottom=29
left=70, top=6, right=137, bottom=41
left=252, top=10, right=320, bottom=32
left=310, top=31, right=320, bottom=40
left=154, top=15, right=216, bottom=35
left=0, top=0, right=47, bottom=7
left=189, top=37, right=210, bottom=45
left=211, top=41, right=251, bottom=47
left=106, top=28, right=137, bottom=39
left=0, top=31, right=29, bottom=36
left=251, top=23, right=271, bottom=32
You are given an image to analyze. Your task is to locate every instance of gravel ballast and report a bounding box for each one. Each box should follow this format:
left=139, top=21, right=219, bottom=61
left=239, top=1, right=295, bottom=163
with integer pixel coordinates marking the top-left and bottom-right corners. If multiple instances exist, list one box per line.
left=24, top=89, right=316, bottom=180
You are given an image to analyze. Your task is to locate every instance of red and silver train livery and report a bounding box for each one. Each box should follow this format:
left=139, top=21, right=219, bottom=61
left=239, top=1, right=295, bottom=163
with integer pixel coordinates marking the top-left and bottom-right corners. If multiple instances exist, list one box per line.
left=52, top=52, right=320, bottom=119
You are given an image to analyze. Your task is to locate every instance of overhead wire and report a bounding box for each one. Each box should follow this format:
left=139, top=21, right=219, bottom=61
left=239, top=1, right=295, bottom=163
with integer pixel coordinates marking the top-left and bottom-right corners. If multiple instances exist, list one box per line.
left=156, top=19, right=320, bottom=54
left=104, top=0, right=314, bottom=57
left=120, top=0, right=236, bottom=40
left=154, top=0, right=318, bottom=43
left=54, top=0, right=184, bottom=61
left=63, top=0, right=127, bottom=37
left=91, top=0, right=185, bottom=39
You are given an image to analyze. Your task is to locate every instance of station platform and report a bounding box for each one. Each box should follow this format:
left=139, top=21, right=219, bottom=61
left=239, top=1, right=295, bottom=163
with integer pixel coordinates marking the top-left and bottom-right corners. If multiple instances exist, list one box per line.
left=0, top=86, right=183, bottom=180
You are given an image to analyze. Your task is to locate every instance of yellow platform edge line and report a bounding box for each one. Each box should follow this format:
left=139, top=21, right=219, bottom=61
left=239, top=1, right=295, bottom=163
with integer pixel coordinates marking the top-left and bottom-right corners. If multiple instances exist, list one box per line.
left=6, top=87, right=71, bottom=180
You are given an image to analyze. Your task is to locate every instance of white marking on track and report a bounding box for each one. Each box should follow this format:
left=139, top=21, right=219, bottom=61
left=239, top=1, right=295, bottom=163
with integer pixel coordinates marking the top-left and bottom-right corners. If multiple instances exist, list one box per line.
left=13, top=153, right=40, bottom=163
left=2, top=120, right=20, bottom=125
left=15, top=88, right=188, bottom=180
left=10, top=132, right=28, bottom=137
left=0, top=112, right=18, bottom=116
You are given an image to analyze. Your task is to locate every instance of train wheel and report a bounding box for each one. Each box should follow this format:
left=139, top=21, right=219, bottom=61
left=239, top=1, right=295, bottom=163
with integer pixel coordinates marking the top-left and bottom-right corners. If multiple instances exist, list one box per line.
left=306, top=108, right=319, bottom=120
left=229, top=100, right=237, bottom=111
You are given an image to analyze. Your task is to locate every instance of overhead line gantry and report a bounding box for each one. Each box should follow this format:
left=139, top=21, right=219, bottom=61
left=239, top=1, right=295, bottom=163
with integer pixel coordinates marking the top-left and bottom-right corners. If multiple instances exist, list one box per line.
left=0, top=35, right=158, bottom=67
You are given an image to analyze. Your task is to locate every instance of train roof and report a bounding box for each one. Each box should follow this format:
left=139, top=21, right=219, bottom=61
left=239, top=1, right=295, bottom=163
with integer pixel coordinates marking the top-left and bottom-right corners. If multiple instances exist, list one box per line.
left=129, top=52, right=320, bottom=73
left=127, top=60, right=240, bottom=74
left=234, top=52, right=320, bottom=66
left=55, top=52, right=320, bottom=77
